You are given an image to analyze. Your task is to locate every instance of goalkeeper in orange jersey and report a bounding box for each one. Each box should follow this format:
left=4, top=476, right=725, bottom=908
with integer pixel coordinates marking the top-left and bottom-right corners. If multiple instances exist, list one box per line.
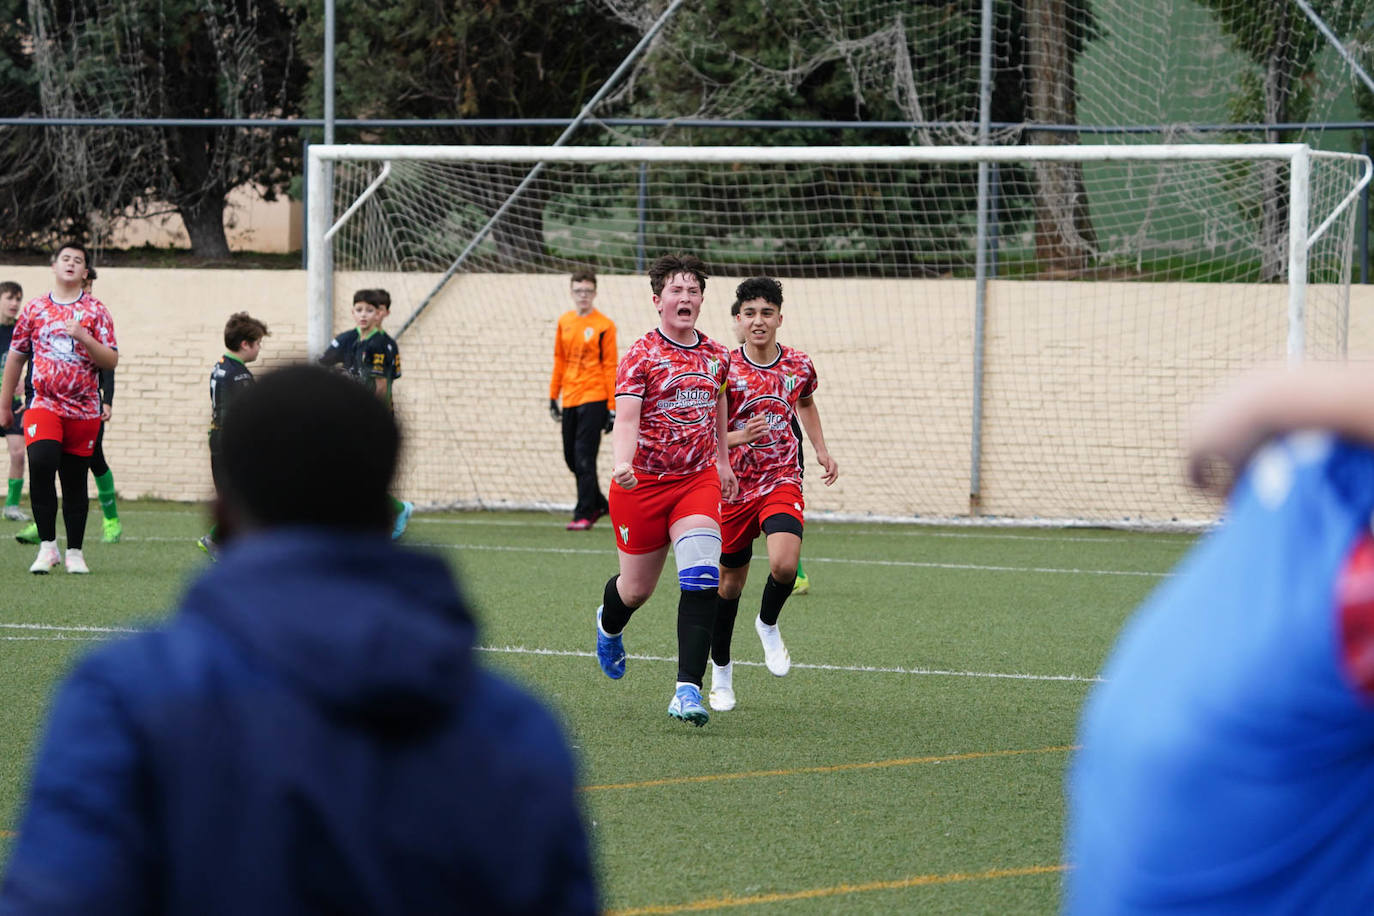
left=549, top=269, right=617, bottom=531
left=708, top=277, right=838, bottom=711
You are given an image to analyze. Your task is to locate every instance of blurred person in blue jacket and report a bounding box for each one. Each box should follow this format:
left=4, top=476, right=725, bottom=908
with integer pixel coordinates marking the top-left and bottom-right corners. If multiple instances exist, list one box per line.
left=1065, top=366, right=1374, bottom=914
left=0, top=364, right=597, bottom=916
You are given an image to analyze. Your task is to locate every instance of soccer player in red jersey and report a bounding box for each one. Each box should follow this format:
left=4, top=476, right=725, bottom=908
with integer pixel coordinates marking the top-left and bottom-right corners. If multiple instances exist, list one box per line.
left=708, top=277, right=838, bottom=711
left=593, top=253, right=738, bottom=726
left=0, top=242, right=118, bottom=574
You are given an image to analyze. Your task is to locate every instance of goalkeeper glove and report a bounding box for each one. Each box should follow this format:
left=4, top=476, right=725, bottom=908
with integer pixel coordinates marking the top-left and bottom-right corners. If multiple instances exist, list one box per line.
left=549, top=399, right=562, bottom=421
left=603, top=410, right=615, bottom=434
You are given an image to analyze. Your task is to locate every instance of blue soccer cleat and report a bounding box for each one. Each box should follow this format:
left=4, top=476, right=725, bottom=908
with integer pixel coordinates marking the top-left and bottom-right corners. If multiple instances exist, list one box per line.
left=595, top=606, right=626, bottom=679
left=668, top=683, right=709, bottom=726
left=391, top=500, right=414, bottom=540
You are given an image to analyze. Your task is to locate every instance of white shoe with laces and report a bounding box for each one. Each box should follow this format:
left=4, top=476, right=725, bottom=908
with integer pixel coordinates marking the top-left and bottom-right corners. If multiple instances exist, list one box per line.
left=755, top=616, right=791, bottom=676
left=708, top=661, right=736, bottom=711
left=64, top=547, right=89, bottom=575
left=29, top=540, right=60, bottom=574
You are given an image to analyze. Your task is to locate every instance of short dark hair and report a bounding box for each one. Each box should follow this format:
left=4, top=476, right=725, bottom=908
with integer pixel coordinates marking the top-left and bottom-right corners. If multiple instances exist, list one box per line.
left=734, top=276, right=783, bottom=309
left=730, top=299, right=741, bottom=317
left=353, top=288, right=392, bottom=309
left=220, top=364, right=397, bottom=532
left=0, top=281, right=21, bottom=299
left=51, top=241, right=92, bottom=268
left=224, top=312, right=270, bottom=351
left=648, top=253, right=708, bottom=297
left=570, top=269, right=597, bottom=287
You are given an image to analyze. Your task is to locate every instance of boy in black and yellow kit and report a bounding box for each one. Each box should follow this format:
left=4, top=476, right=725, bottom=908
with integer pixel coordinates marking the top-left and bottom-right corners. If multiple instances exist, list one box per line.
left=321, top=288, right=413, bottom=538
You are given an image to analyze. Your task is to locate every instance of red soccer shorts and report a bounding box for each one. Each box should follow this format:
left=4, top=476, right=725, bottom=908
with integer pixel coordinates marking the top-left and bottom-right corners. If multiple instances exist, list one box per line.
left=609, top=467, right=722, bottom=554
left=22, top=407, right=101, bottom=457
left=720, top=482, right=805, bottom=555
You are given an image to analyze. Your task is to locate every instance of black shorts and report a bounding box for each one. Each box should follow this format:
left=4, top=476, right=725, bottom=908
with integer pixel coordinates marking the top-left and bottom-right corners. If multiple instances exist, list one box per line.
left=2, top=405, right=23, bottom=438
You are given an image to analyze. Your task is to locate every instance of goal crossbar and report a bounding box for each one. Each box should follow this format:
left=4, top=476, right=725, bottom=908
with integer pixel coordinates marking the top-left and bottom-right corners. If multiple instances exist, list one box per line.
left=309, top=142, right=1334, bottom=166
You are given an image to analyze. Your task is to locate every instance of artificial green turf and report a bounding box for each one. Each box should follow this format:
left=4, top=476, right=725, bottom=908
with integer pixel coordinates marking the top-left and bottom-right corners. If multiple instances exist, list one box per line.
left=0, top=503, right=1200, bottom=913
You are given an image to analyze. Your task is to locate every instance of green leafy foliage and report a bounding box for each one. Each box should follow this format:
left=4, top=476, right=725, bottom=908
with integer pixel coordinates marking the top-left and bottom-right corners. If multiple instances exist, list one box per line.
left=288, top=0, right=640, bottom=146
left=0, top=0, right=305, bottom=256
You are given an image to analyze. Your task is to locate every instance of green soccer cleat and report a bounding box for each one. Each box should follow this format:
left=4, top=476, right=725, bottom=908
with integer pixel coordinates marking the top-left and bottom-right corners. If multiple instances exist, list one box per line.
left=15, top=522, right=39, bottom=545
left=791, top=570, right=810, bottom=595
left=196, top=534, right=220, bottom=561
left=391, top=500, right=414, bottom=540
left=102, top=517, right=122, bottom=543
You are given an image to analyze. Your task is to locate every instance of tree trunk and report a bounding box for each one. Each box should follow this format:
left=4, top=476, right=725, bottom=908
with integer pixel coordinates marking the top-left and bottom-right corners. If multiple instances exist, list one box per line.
left=1026, top=0, right=1096, bottom=276
left=178, top=195, right=232, bottom=259
left=161, top=126, right=234, bottom=259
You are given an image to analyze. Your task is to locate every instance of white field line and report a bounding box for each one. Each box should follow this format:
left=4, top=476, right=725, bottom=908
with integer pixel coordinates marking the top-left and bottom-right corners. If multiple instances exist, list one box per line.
left=0, top=622, right=142, bottom=641
left=421, top=541, right=1173, bottom=578
left=59, top=532, right=1174, bottom=578
left=476, top=645, right=1103, bottom=683
left=107, top=509, right=1193, bottom=544
left=0, top=623, right=1102, bottom=683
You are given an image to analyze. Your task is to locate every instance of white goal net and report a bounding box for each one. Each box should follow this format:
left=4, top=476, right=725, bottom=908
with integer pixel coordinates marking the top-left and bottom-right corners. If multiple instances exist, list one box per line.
left=307, top=144, right=1369, bottom=527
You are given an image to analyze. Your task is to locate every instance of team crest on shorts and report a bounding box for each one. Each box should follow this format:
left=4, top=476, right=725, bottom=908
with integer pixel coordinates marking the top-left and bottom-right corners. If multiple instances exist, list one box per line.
left=26, top=424, right=35, bottom=437
left=619, top=524, right=630, bottom=543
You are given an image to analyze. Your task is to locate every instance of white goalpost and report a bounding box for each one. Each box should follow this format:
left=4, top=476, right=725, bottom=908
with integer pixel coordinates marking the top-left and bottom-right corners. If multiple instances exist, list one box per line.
left=306, top=143, right=1370, bottom=527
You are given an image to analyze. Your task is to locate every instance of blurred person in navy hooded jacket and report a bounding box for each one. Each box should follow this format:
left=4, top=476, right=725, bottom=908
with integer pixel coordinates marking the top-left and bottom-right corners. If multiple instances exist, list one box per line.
left=0, top=364, right=597, bottom=916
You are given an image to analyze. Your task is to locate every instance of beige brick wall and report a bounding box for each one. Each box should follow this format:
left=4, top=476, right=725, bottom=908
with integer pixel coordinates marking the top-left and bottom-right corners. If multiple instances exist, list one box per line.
left=2, top=265, right=1369, bottom=523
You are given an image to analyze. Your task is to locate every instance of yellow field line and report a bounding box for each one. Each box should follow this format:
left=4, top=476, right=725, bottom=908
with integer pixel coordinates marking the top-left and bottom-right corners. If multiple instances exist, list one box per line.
left=581, top=744, right=1077, bottom=792
left=607, top=863, right=1069, bottom=915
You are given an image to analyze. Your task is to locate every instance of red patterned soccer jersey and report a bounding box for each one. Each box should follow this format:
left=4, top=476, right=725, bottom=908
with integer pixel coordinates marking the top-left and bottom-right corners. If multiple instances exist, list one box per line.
left=9, top=293, right=117, bottom=420
left=616, top=329, right=731, bottom=477
left=725, top=343, right=818, bottom=503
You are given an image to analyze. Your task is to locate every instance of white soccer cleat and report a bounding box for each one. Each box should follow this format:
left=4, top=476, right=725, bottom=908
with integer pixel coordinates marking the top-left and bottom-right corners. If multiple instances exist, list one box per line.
left=708, top=661, right=736, bottom=711
left=3, top=505, right=28, bottom=521
left=755, top=616, right=791, bottom=676
left=64, top=547, right=89, bottom=575
left=29, top=541, right=60, bottom=574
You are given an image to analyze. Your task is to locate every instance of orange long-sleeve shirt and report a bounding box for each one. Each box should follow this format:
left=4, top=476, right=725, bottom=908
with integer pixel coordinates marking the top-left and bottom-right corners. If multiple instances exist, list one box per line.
left=549, top=308, right=617, bottom=410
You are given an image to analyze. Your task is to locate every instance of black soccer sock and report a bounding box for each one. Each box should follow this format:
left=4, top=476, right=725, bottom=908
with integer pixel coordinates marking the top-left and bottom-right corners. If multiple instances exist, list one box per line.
left=28, top=441, right=61, bottom=542
left=759, top=574, right=795, bottom=627
left=58, top=452, right=91, bottom=550
left=676, top=588, right=718, bottom=687
left=599, top=575, right=638, bottom=635
left=711, top=595, right=740, bottom=667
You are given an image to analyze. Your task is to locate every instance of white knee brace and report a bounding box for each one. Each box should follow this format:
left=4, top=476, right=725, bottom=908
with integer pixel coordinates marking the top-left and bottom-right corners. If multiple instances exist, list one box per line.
left=674, top=527, right=722, bottom=591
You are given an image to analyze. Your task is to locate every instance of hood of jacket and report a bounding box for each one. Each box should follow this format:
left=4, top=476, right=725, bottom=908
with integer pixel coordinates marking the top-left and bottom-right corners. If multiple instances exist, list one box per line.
left=180, top=527, right=476, bottom=731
